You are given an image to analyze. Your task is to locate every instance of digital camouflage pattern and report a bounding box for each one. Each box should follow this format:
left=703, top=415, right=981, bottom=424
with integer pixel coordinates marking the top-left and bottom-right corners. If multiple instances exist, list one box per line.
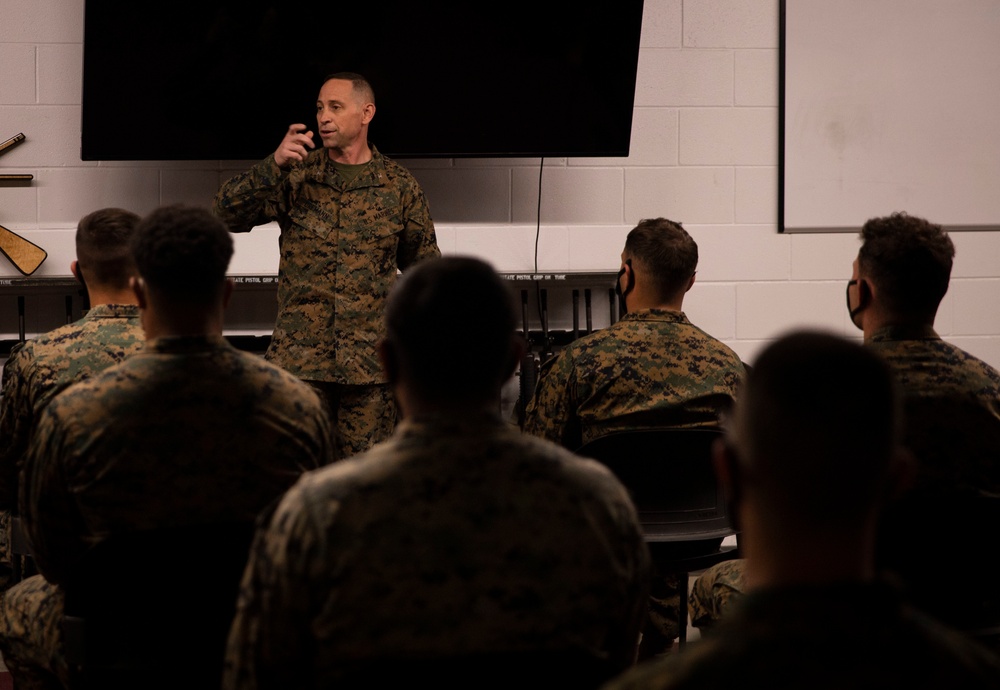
left=687, top=559, right=746, bottom=634
left=213, top=145, right=440, bottom=385
left=0, top=304, right=144, bottom=511
left=604, top=582, right=1000, bottom=690
left=0, top=574, right=67, bottom=690
left=522, top=309, right=746, bottom=450
left=0, top=304, right=143, bottom=591
left=306, top=380, right=396, bottom=461
left=868, top=324, right=1000, bottom=631
left=866, top=324, right=1000, bottom=496
left=689, top=325, right=1000, bottom=636
left=222, top=412, right=651, bottom=690
left=0, top=335, right=334, bottom=689
left=21, top=334, right=334, bottom=585
left=522, top=308, right=745, bottom=655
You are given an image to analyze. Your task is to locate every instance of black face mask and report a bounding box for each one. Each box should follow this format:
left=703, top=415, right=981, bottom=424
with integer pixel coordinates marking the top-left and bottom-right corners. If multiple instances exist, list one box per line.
left=615, top=259, right=633, bottom=316
left=845, top=279, right=864, bottom=330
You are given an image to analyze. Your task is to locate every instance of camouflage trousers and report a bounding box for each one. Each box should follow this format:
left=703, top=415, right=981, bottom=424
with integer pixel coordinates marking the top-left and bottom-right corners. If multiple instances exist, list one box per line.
left=688, top=558, right=747, bottom=634
left=0, top=574, right=68, bottom=690
left=0, top=511, right=38, bottom=593
left=306, top=382, right=396, bottom=461
left=638, top=568, right=683, bottom=660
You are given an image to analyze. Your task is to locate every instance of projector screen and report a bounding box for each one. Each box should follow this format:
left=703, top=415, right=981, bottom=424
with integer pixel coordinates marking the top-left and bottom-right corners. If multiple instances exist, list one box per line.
left=780, top=0, right=1000, bottom=233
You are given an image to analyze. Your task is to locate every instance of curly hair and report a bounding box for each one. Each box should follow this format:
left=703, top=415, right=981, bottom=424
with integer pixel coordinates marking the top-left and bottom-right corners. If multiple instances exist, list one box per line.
left=131, top=204, right=233, bottom=304
left=858, top=212, right=954, bottom=320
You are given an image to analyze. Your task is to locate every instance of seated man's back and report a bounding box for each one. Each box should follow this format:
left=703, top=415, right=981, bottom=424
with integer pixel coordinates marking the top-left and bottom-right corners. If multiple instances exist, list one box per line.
left=24, top=333, right=333, bottom=581
left=0, top=207, right=145, bottom=587
left=523, top=218, right=744, bottom=453
left=0, top=204, right=333, bottom=690
left=603, top=331, right=1000, bottom=690
left=869, top=328, right=1000, bottom=629
left=850, top=214, right=1000, bottom=632
left=689, top=212, right=1000, bottom=644
left=222, top=257, right=651, bottom=689
left=522, top=218, right=745, bottom=657
left=230, top=417, right=650, bottom=686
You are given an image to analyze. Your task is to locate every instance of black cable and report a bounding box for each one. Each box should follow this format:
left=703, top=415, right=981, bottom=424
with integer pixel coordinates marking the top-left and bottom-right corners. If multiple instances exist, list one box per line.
left=533, top=157, right=546, bottom=343
left=534, top=156, right=543, bottom=274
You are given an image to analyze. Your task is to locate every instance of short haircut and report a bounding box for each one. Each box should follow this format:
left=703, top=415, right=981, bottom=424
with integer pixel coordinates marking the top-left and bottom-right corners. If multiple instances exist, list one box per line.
left=623, top=218, right=698, bottom=301
left=75, top=207, right=141, bottom=290
left=384, top=256, right=518, bottom=405
left=731, top=330, right=900, bottom=529
left=322, top=71, right=375, bottom=106
left=858, top=211, right=954, bottom=320
left=131, top=204, right=233, bottom=305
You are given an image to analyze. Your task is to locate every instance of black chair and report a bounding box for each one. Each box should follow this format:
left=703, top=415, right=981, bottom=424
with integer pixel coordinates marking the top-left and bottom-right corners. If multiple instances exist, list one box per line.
left=61, top=521, right=256, bottom=690
left=325, top=650, right=621, bottom=689
left=576, top=427, right=741, bottom=648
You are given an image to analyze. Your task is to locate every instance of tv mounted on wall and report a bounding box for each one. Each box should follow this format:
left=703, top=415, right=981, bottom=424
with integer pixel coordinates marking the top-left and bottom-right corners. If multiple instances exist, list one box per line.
left=81, top=1, right=646, bottom=161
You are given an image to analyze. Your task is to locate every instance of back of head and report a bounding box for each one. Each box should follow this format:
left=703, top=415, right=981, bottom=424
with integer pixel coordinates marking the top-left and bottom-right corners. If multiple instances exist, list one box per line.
left=384, top=256, right=518, bottom=407
left=858, top=212, right=954, bottom=321
left=75, top=207, right=141, bottom=290
left=131, top=204, right=233, bottom=306
left=731, top=330, right=900, bottom=532
left=623, top=217, right=697, bottom=301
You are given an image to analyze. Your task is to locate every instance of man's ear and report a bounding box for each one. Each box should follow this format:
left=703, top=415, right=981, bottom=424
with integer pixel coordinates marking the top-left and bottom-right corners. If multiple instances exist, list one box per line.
left=685, top=272, right=696, bottom=293
left=856, top=277, right=874, bottom=310
left=222, top=278, right=234, bottom=309
left=362, top=102, right=376, bottom=125
left=130, top=276, right=147, bottom=310
left=70, top=260, right=85, bottom=285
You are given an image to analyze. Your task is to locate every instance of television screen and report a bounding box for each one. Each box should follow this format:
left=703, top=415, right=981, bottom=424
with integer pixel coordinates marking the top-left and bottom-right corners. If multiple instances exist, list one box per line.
left=81, top=1, right=645, bottom=161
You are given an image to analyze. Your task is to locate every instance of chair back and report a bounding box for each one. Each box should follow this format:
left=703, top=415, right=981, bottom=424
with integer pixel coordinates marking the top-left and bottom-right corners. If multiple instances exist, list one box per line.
left=61, top=521, right=256, bottom=690
left=576, top=428, right=735, bottom=544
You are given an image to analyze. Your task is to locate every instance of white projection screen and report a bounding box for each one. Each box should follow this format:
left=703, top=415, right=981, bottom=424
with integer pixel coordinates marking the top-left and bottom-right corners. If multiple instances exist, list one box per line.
left=780, top=0, right=1000, bottom=233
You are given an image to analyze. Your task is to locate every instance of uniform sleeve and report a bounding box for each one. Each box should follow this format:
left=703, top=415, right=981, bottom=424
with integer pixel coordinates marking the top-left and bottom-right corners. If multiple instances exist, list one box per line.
left=20, top=402, right=88, bottom=586
left=0, top=345, right=33, bottom=511
left=522, top=351, right=582, bottom=450
left=395, top=177, right=440, bottom=271
left=222, top=481, right=327, bottom=690
left=213, top=155, right=291, bottom=234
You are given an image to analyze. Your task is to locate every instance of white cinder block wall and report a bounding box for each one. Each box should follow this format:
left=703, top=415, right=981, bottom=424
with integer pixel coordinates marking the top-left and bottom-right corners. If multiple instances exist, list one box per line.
left=3, top=0, right=1000, bottom=369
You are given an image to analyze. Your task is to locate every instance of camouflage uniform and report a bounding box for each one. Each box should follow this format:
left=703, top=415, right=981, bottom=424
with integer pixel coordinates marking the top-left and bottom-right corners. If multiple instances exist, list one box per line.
left=606, top=581, right=1000, bottom=690
left=868, top=324, right=1000, bottom=631
left=0, top=304, right=143, bottom=589
left=522, top=309, right=745, bottom=450
left=222, top=412, right=651, bottom=690
left=689, top=325, right=1000, bottom=635
left=688, top=558, right=746, bottom=634
left=213, top=145, right=440, bottom=459
left=866, top=325, right=1000, bottom=497
left=522, top=308, right=745, bottom=652
left=0, top=334, right=334, bottom=690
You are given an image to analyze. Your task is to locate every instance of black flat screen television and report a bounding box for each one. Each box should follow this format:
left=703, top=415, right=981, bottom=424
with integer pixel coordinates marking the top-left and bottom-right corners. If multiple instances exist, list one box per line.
left=81, top=1, right=645, bottom=161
